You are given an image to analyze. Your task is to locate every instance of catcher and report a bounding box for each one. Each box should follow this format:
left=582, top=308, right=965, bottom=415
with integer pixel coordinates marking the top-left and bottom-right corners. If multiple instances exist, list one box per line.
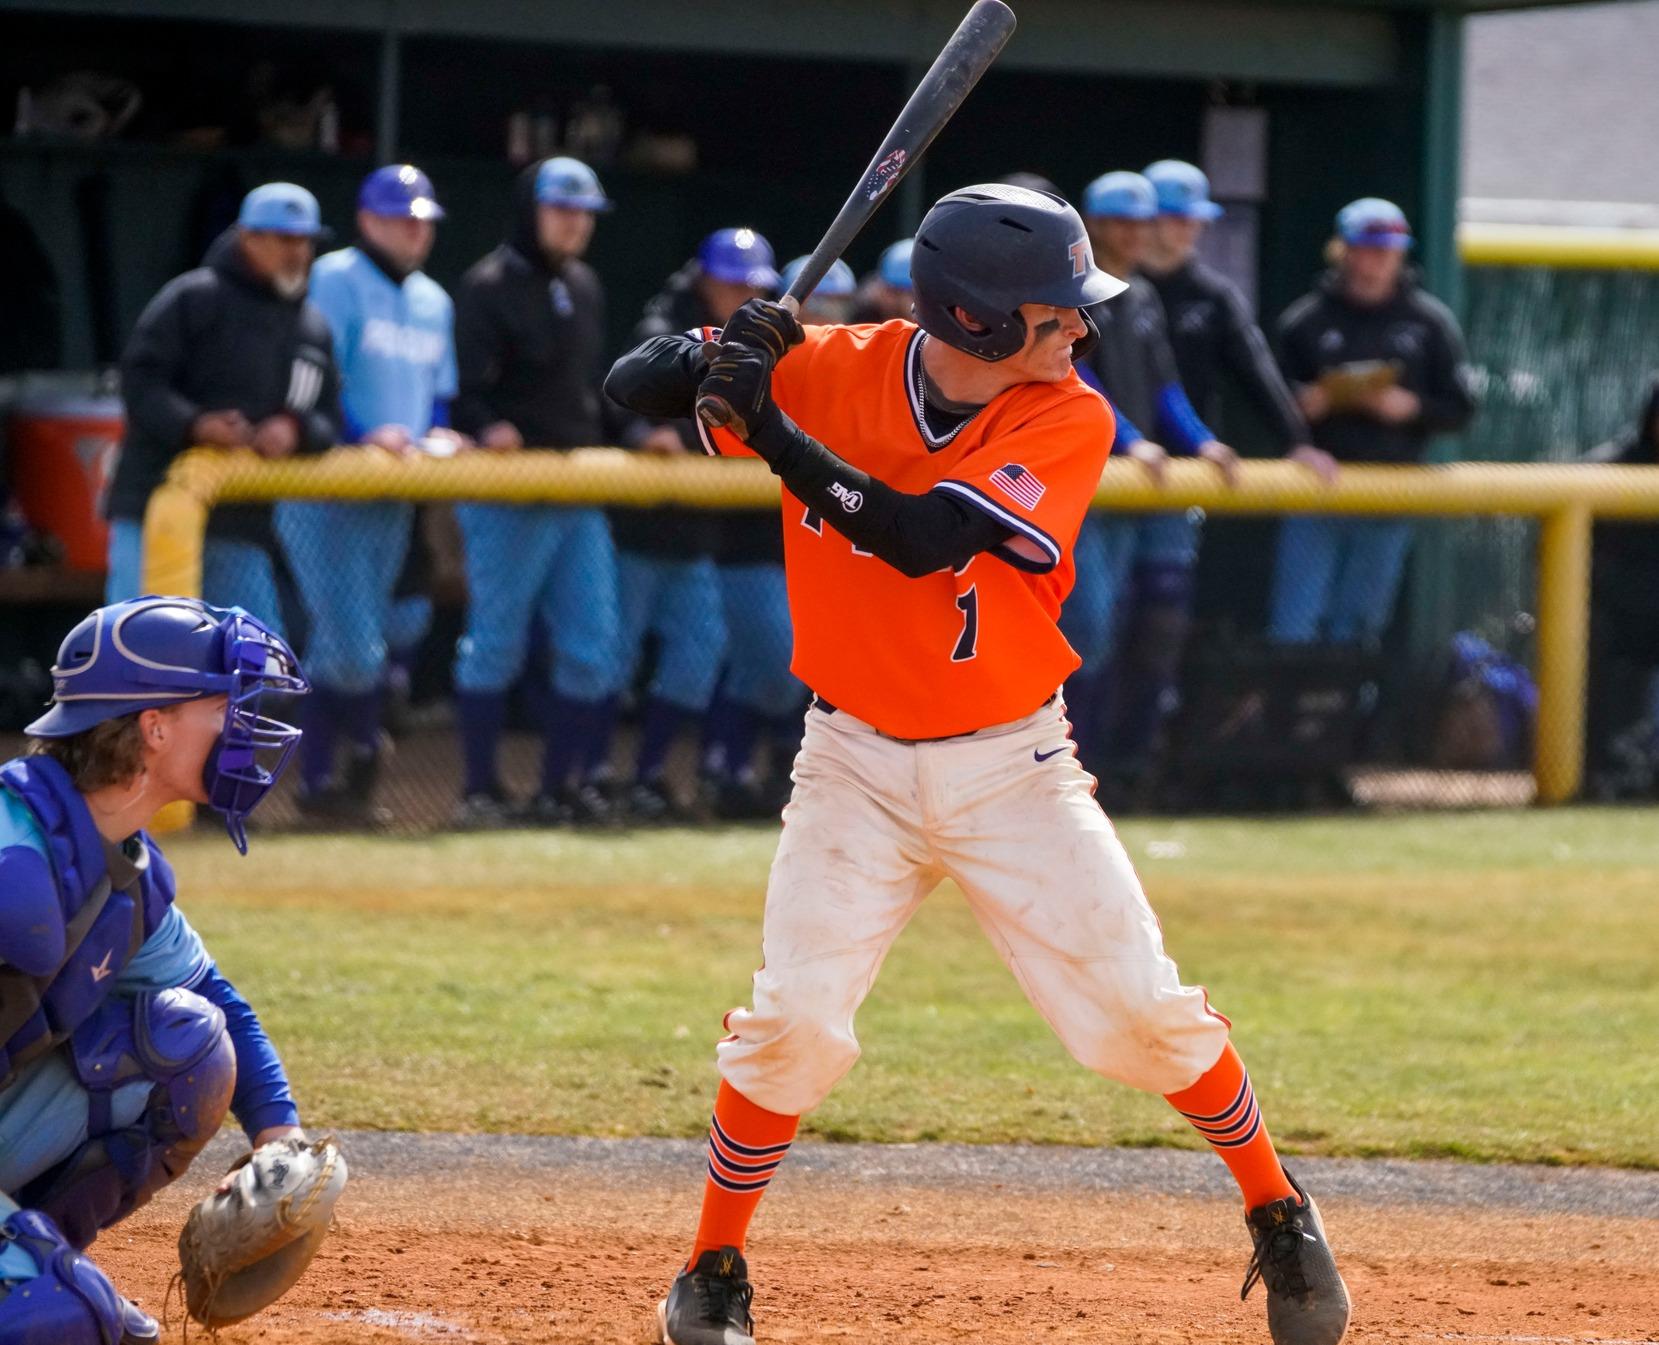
left=0, top=596, right=346, bottom=1343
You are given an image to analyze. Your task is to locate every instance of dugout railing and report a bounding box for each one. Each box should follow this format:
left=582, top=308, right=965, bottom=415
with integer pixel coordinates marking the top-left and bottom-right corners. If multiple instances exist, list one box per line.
left=141, top=447, right=1659, bottom=809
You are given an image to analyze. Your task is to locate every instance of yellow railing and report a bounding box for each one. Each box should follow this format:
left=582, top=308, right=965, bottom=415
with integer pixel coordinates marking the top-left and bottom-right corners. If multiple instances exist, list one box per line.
left=143, top=447, right=1659, bottom=806
left=1459, top=221, right=1659, bottom=271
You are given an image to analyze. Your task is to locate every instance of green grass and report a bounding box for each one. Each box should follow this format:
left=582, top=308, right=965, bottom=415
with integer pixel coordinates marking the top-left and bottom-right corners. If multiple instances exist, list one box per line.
left=172, top=809, right=1659, bottom=1167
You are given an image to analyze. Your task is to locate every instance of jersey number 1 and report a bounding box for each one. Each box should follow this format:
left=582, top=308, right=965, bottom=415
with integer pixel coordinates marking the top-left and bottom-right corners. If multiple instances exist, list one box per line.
left=951, top=586, right=978, bottom=662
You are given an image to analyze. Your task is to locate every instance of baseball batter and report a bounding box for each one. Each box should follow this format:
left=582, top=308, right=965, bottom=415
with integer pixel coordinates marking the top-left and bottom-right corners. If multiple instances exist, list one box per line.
left=607, top=183, right=1348, bottom=1345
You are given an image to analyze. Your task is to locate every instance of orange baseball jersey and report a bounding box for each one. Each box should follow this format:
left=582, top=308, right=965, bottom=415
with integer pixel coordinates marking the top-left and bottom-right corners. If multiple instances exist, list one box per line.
left=695, top=319, right=1113, bottom=739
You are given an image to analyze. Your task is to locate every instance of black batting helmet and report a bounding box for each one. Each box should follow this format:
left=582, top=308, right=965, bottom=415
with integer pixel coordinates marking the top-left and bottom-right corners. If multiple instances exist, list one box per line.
left=911, top=183, right=1126, bottom=362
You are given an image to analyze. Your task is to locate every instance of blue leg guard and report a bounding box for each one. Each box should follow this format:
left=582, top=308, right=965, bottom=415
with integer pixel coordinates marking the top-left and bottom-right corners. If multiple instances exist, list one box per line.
left=21, top=988, right=235, bottom=1250
left=0, top=1208, right=141, bottom=1345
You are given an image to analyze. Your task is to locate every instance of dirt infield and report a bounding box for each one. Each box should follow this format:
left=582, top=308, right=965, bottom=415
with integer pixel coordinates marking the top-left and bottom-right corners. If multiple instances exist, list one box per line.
left=98, top=1134, right=1659, bottom=1344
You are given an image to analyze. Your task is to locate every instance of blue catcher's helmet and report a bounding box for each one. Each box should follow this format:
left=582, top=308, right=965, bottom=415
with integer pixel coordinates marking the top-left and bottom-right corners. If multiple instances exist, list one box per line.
left=911, top=183, right=1125, bottom=362
left=534, top=156, right=614, bottom=212
left=1081, top=171, right=1158, bottom=221
left=1143, top=160, right=1223, bottom=221
left=697, top=228, right=780, bottom=289
left=1337, top=197, right=1413, bottom=249
left=878, top=239, right=915, bottom=291
left=359, top=163, right=445, bottom=221
left=779, top=256, right=856, bottom=299
left=26, top=597, right=310, bottom=853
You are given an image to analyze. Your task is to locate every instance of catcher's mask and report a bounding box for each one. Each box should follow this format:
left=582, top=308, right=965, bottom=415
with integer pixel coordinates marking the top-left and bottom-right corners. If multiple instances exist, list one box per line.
left=27, top=597, right=310, bottom=853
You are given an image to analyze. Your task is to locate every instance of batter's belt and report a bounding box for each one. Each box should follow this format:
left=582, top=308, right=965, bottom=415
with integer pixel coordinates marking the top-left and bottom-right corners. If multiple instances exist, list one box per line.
left=809, top=692, right=1058, bottom=745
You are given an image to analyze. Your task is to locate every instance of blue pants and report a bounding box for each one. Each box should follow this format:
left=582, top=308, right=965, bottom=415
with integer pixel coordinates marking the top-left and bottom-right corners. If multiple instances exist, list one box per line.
left=1268, top=516, right=1414, bottom=644
left=0, top=1051, right=152, bottom=1205
left=718, top=563, right=804, bottom=717
left=275, top=502, right=415, bottom=694
left=1061, top=512, right=1197, bottom=675
left=453, top=504, right=620, bottom=699
left=615, top=551, right=727, bottom=712
left=106, top=517, right=286, bottom=638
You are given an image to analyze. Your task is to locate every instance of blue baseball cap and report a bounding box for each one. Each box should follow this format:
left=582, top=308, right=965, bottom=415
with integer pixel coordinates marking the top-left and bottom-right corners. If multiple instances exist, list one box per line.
left=781, top=256, right=856, bottom=298
left=359, top=164, right=445, bottom=221
left=1081, top=171, right=1158, bottom=221
left=534, top=156, right=613, bottom=212
left=877, top=239, right=914, bottom=291
left=237, top=182, right=326, bottom=237
left=1337, top=197, right=1413, bottom=249
left=1144, top=160, right=1223, bottom=221
left=697, top=228, right=779, bottom=288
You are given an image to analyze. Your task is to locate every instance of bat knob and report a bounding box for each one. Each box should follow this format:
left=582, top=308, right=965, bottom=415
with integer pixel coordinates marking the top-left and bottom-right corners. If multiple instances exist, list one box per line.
left=696, top=394, right=740, bottom=436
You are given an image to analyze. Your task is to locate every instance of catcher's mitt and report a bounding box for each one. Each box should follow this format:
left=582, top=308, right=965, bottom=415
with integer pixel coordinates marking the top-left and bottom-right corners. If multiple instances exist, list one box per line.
left=176, top=1135, right=348, bottom=1328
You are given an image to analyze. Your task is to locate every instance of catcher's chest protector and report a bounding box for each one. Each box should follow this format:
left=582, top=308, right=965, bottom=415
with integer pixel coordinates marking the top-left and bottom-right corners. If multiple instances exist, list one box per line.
left=0, top=757, right=174, bottom=1088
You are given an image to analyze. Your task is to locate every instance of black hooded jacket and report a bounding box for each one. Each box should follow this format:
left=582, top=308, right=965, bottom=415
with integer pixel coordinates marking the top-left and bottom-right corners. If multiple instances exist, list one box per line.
left=1145, top=257, right=1310, bottom=449
left=109, top=230, right=340, bottom=542
left=452, top=165, right=632, bottom=451
left=1586, top=377, right=1659, bottom=607
left=1275, top=270, right=1476, bottom=464
left=608, top=263, right=724, bottom=559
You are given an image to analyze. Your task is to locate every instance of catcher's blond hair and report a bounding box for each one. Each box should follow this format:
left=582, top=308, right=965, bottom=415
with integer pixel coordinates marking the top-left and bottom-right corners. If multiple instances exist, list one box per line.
left=28, top=713, right=147, bottom=791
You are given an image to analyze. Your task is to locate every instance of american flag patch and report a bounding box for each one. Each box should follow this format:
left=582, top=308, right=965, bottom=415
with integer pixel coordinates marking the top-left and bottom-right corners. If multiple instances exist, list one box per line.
left=989, top=463, right=1046, bottom=510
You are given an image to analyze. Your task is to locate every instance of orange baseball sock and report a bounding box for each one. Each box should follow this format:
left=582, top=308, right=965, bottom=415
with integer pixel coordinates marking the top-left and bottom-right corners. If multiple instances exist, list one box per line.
left=1165, top=1042, right=1298, bottom=1211
left=689, top=1081, right=800, bottom=1267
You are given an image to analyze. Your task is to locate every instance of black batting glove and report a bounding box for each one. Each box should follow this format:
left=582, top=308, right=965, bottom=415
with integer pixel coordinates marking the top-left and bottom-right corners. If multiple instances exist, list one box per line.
left=697, top=343, right=788, bottom=455
left=718, top=299, right=805, bottom=363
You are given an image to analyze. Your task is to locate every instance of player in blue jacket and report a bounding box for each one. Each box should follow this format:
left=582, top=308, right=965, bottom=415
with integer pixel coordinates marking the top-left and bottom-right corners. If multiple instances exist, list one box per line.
left=275, top=165, right=461, bottom=826
left=0, top=596, right=310, bottom=1343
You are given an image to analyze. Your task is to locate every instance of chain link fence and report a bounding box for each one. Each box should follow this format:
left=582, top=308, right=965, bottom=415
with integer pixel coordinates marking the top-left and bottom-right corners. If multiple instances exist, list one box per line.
left=0, top=450, right=1611, bottom=836
left=7, top=258, right=1659, bottom=829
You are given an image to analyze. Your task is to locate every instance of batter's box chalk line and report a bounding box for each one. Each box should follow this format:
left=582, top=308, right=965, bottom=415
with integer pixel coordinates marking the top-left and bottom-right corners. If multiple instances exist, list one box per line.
left=1427, top=1334, right=1659, bottom=1344
left=321, top=1307, right=477, bottom=1338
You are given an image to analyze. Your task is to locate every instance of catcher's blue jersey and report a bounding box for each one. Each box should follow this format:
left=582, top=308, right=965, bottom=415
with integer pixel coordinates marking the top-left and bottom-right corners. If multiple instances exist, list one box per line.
left=0, top=789, right=205, bottom=995
left=309, top=246, right=456, bottom=438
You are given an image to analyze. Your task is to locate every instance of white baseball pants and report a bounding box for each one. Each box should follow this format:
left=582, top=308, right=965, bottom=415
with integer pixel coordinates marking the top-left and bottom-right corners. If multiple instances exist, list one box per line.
left=716, top=696, right=1232, bottom=1117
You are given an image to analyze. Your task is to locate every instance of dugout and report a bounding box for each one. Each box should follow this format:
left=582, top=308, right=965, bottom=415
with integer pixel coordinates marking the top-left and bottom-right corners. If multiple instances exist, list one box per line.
left=0, top=0, right=1626, bottom=762
left=0, top=0, right=1604, bottom=367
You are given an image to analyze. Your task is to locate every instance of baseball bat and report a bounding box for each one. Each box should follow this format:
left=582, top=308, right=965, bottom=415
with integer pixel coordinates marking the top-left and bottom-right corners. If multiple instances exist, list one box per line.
left=696, top=0, right=1017, bottom=432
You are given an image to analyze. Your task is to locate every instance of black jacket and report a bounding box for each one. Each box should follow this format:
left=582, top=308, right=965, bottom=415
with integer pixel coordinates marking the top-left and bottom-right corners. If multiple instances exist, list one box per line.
left=1276, top=271, right=1475, bottom=464
left=1586, top=377, right=1659, bottom=611
left=452, top=166, right=634, bottom=451
left=110, top=231, right=339, bottom=543
left=608, top=264, right=723, bottom=560
left=1081, top=274, right=1177, bottom=441
left=1145, top=258, right=1309, bottom=450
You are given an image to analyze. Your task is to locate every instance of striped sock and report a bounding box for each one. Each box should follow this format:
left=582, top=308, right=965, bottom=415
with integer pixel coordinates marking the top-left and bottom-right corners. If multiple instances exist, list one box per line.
left=689, top=1081, right=799, bottom=1266
left=1165, top=1042, right=1298, bottom=1210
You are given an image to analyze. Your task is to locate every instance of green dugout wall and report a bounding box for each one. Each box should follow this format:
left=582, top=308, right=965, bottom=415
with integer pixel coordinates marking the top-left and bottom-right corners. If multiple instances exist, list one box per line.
left=0, top=0, right=1589, bottom=363
left=2, top=0, right=1639, bottom=703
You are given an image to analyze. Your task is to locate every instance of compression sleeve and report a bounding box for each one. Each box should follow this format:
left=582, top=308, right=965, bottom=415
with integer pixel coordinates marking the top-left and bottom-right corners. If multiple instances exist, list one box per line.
left=1155, top=382, right=1214, bottom=455
left=1072, top=362, right=1145, bottom=449
left=188, top=961, right=301, bottom=1140
left=752, top=412, right=1011, bottom=578
left=1110, top=403, right=1146, bottom=449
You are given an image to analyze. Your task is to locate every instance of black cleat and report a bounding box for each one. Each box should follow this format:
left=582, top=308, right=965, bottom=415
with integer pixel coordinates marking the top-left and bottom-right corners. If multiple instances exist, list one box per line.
left=1242, top=1171, right=1351, bottom=1345
left=657, top=1246, right=755, bottom=1345
left=295, top=784, right=393, bottom=831
left=450, top=790, right=517, bottom=831
left=623, top=778, right=690, bottom=825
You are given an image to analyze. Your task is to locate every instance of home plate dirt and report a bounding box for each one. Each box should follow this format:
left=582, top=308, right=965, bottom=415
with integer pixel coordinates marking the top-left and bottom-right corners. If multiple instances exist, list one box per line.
left=96, top=1133, right=1659, bottom=1343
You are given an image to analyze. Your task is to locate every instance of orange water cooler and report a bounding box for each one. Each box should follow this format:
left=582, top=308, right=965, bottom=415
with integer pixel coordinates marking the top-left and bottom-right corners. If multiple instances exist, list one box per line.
left=7, top=393, right=124, bottom=572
